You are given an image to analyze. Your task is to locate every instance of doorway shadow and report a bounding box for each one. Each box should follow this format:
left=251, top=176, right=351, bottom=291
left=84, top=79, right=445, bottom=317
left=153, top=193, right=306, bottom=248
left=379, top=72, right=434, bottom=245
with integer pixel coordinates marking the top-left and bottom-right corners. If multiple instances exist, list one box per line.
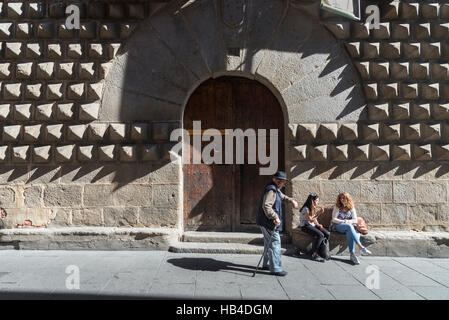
left=167, top=257, right=271, bottom=277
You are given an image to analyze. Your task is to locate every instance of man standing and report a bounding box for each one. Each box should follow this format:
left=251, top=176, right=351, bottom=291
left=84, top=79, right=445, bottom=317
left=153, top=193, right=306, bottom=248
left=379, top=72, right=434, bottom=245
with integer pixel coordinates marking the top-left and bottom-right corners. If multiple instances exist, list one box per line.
left=257, top=171, right=298, bottom=276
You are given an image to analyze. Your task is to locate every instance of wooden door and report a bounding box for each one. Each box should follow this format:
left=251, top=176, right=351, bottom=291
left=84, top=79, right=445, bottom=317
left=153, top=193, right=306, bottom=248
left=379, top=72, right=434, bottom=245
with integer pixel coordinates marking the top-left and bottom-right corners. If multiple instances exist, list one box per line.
left=183, top=77, right=284, bottom=231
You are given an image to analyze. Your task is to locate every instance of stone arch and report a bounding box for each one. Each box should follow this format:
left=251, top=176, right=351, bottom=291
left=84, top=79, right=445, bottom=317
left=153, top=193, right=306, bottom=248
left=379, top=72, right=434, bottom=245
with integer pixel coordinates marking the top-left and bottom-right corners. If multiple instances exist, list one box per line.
left=101, top=0, right=366, bottom=124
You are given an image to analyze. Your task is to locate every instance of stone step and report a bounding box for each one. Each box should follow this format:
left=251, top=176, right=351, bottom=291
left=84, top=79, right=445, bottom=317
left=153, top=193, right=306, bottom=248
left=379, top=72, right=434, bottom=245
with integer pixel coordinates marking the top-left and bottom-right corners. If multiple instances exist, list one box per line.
left=169, top=242, right=297, bottom=255
left=181, top=231, right=291, bottom=244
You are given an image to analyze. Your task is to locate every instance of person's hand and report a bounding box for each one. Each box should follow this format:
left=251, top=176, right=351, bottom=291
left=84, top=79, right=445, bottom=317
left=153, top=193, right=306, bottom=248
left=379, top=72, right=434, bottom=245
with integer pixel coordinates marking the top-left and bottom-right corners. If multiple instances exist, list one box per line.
left=291, top=200, right=298, bottom=209
left=318, top=206, right=324, bottom=215
left=317, top=224, right=323, bottom=229
left=274, top=218, right=281, bottom=227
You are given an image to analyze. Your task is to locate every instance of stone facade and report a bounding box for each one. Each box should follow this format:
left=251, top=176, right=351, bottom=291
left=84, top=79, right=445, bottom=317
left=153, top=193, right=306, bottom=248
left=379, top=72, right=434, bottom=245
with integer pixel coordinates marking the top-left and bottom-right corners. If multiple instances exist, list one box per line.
left=0, top=0, right=448, bottom=239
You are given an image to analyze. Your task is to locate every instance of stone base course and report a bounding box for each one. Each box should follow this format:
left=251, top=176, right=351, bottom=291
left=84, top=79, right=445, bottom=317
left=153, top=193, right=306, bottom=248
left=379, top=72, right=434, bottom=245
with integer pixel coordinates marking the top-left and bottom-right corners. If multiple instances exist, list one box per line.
left=0, top=227, right=179, bottom=250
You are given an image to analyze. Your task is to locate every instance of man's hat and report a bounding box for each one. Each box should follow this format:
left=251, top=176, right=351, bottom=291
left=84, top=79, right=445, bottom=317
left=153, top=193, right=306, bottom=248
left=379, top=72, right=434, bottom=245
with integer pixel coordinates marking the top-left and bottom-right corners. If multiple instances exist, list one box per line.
left=273, top=171, right=287, bottom=181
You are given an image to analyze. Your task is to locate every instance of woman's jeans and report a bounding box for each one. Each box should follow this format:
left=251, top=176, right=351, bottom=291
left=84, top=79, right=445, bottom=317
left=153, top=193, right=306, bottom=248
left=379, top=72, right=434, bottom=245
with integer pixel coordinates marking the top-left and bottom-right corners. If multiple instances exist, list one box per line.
left=260, top=226, right=282, bottom=273
left=334, top=223, right=361, bottom=253
left=301, top=224, right=330, bottom=255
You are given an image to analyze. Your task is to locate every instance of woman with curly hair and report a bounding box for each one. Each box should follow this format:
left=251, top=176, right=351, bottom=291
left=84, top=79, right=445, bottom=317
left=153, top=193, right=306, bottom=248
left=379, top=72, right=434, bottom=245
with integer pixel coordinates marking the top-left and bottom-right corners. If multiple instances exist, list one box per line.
left=331, top=192, right=371, bottom=265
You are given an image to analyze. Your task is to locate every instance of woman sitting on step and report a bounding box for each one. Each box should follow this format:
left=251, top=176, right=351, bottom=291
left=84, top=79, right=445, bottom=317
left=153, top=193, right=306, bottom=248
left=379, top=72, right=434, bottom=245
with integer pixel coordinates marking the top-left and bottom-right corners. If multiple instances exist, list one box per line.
left=299, top=193, right=329, bottom=262
left=331, top=192, right=372, bottom=265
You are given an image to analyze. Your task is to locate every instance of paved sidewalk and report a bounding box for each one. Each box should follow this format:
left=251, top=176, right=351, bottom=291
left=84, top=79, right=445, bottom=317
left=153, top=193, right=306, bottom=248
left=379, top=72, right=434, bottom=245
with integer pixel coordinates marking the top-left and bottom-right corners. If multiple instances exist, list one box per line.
left=0, top=250, right=448, bottom=299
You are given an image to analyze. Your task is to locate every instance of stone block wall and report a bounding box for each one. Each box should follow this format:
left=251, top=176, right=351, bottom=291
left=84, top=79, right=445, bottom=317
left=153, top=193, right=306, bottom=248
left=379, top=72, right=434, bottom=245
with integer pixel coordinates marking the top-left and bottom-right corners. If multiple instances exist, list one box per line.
left=0, top=0, right=181, bottom=229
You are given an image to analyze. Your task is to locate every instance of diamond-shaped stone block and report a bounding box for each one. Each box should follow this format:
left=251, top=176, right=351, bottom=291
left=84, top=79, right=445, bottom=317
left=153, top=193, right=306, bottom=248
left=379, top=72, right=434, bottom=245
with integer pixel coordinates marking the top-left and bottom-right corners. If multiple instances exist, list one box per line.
left=403, top=123, right=421, bottom=140
left=421, top=124, right=441, bottom=141
left=67, top=83, right=85, bottom=100
left=370, top=144, right=390, bottom=161
left=329, top=144, right=348, bottom=162
left=80, top=63, right=95, bottom=79
left=0, top=104, right=11, bottom=120
left=413, top=144, right=432, bottom=161
left=14, top=104, right=32, bottom=121
left=350, top=144, right=369, bottom=161
left=25, top=84, right=42, bottom=100
left=0, top=146, right=8, bottom=162
left=5, top=42, right=22, bottom=58
left=79, top=103, right=100, bottom=121
left=57, top=62, right=75, bottom=79
left=383, top=124, right=401, bottom=141
left=24, top=125, right=42, bottom=142
left=3, top=83, right=22, bottom=100
left=99, top=145, right=115, bottom=161
left=3, top=125, right=21, bottom=142
left=37, top=62, right=54, bottom=79
left=78, top=145, right=95, bottom=162
left=87, top=82, right=104, bottom=100
left=120, top=145, right=137, bottom=162
left=362, top=124, right=380, bottom=141
left=433, top=144, right=449, bottom=160
left=131, top=123, right=149, bottom=141
left=109, top=124, right=126, bottom=141
left=33, top=146, right=52, bottom=163
left=35, top=103, right=54, bottom=121
left=432, top=104, right=449, bottom=120
left=45, top=124, right=64, bottom=142
left=16, top=62, right=33, bottom=78
left=67, top=125, right=87, bottom=141
left=308, top=145, right=328, bottom=161
left=391, top=144, right=411, bottom=161
left=290, top=145, right=306, bottom=162
left=339, top=123, right=358, bottom=141
left=297, top=124, right=317, bottom=142
left=0, top=63, right=11, bottom=79
left=46, top=83, right=64, bottom=100
left=12, top=146, right=29, bottom=163
left=323, top=22, right=350, bottom=39
left=142, top=144, right=159, bottom=161
left=88, top=123, right=108, bottom=141
left=55, top=144, right=75, bottom=163
left=56, top=103, right=74, bottom=121
left=317, top=124, right=337, bottom=142
left=411, top=104, right=431, bottom=120
left=368, top=104, right=389, bottom=121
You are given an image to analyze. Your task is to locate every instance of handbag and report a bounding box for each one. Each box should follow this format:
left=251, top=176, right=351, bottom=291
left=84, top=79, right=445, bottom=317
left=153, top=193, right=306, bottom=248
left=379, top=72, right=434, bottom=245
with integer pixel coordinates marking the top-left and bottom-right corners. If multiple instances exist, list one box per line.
left=354, top=217, right=368, bottom=235
left=318, top=238, right=330, bottom=260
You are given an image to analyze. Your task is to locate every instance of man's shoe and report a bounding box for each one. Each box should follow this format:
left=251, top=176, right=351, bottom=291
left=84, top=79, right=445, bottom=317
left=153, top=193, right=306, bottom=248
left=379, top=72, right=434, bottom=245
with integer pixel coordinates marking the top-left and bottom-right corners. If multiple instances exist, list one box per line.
left=313, top=255, right=325, bottom=263
left=271, top=271, right=288, bottom=276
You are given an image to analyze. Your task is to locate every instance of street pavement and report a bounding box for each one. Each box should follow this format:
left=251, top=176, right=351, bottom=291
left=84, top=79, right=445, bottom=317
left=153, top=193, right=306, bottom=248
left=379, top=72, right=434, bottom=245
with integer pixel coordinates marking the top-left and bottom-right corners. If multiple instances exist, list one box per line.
left=0, top=250, right=448, bottom=300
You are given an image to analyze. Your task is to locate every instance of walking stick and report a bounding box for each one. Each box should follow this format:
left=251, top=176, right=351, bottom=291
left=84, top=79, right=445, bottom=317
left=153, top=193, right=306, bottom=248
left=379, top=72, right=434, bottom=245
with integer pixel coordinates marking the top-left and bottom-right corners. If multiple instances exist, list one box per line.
left=252, top=225, right=277, bottom=277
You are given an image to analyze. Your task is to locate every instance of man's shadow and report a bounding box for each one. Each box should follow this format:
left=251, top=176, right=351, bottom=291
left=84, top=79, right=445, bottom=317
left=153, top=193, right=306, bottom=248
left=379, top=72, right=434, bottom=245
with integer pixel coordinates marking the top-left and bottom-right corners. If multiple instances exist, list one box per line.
left=167, top=258, right=272, bottom=277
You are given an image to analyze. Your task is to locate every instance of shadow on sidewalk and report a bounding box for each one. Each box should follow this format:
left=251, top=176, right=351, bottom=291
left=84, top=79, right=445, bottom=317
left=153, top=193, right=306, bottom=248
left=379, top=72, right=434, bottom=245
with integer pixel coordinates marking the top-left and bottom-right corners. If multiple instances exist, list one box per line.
left=291, top=253, right=354, bottom=266
left=167, top=258, right=271, bottom=277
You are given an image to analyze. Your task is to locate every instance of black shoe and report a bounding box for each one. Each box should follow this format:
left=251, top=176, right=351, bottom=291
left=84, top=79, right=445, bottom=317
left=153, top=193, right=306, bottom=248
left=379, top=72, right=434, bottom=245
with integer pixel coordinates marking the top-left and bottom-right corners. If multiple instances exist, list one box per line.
left=270, top=271, right=288, bottom=276
left=261, top=266, right=270, bottom=271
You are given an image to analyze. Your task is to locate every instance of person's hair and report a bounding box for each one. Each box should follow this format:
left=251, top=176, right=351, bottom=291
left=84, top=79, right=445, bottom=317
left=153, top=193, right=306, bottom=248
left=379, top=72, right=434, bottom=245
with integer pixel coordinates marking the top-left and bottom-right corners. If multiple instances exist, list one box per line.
left=300, top=193, right=319, bottom=213
left=335, top=192, right=354, bottom=210
left=0, top=208, right=6, bottom=217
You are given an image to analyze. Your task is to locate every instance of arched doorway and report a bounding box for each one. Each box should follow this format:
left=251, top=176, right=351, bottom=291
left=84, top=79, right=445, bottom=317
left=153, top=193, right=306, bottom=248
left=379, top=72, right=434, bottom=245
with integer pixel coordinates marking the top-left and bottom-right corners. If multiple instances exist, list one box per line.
left=183, top=76, right=285, bottom=232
